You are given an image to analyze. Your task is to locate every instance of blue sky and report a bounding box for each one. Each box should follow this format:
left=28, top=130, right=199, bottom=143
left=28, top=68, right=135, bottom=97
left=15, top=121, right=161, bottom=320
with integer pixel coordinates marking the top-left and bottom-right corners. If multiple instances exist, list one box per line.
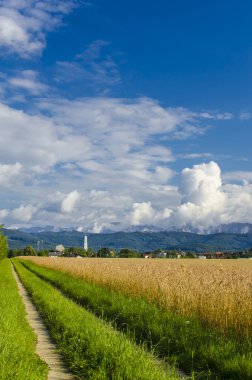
left=0, top=0, right=252, bottom=231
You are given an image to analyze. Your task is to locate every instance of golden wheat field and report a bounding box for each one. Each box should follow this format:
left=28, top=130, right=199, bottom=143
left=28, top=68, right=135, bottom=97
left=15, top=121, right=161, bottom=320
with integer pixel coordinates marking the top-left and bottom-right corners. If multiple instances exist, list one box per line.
left=25, top=257, right=252, bottom=338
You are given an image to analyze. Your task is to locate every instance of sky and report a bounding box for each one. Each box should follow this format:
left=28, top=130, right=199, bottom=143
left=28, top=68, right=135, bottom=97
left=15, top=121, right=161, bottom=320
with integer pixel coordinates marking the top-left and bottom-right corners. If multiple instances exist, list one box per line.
left=0, top=0, right=252, bottom=231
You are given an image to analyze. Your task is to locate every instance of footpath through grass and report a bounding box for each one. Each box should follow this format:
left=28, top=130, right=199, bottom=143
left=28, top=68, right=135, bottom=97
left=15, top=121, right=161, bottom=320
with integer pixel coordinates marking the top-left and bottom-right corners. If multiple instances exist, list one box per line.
left=0, top=259, right=48, bottom=380
left=19, top=258, right=252, bottom=380
left=13, top=259, right=179, bottom=380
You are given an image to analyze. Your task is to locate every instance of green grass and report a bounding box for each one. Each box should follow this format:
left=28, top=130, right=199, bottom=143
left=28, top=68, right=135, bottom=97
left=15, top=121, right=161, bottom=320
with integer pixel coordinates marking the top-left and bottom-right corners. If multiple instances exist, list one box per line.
left=13, top=259, right=179, bottom=380
left=0, top=259, right=48, bottom=380
left=18, top=258, right=252, bottom=380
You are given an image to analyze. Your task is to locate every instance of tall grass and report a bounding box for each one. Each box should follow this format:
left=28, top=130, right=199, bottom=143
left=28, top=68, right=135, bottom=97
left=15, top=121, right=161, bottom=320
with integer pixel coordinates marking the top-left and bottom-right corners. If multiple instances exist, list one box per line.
left=19, top=258, right=252, bottom=380
left=13, top=259, right=179, bottom=380
left=0, top=259, right=48, bottom=380
left=24, top=257, right=252, bottom=338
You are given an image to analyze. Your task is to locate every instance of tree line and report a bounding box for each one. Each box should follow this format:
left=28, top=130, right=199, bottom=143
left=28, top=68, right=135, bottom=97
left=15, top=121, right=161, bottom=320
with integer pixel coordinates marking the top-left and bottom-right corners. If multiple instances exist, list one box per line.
left=0, top=225, right=8, bottom=260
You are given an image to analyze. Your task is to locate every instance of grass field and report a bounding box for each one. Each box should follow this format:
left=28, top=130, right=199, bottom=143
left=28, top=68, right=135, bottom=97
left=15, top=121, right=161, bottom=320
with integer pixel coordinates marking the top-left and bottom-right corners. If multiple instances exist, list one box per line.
left=20, top=257, right=252, bottom=379
left=0, top=259, right=48, bottom=380
left=13, top=259, right=179, bottom=380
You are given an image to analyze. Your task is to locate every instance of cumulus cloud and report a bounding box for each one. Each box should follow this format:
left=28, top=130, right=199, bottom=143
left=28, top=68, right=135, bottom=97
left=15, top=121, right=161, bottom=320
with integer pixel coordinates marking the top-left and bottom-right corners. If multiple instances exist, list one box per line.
left=0, top=0, right=79, bottom=57
left=179, top=161, right=223, bottom=205
left=122, top=162, right=252, bottom=232
left=169, top=161, right=252, bottom=230
left=0, top=162, right=22, bottom=186
left=170, top=162, right=226, bottom=228
left=61, top=190, right=80, bottom=213
left=10, top=204, right=37, bottom=222
left=130, top=201, right=172, bottom=226
left=130, top=202, right=155, bottom=225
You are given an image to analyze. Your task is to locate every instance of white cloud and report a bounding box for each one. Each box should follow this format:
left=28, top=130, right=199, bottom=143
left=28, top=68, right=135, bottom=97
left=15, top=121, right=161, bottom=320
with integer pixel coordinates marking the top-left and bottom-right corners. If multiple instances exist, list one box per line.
left=154, top=166, right=174, bottom=183
left=0, top=96, right=202, bottom=186
left=38, top=97, right=205, bottom=141
left=0, top=95, right=245, bottom=230
left=179, top=153, right=213, bottom=159
left=170, top=161, right=226, bottom=228
left=130, top=202, right=155, bottom=225
left=200, top=111, right=234, bottom=120
left=0, top=162, right=22, bottom=186
left=0, top=0, right=79, bottom=57
left=10, top=204, right=37, bottom=222
left=9, top=70, right=48, bottom=94
left=61, top=190, right=80, bottom=213
left=0, top=209, right=9, bottom=218
left=239, top=111, right=251, bottom=121
left=130, top=201, right=172, bottom=226
left=179, top=161, right=223, bottom=205
left=5, top=160, right=252, bottom=231
left=169, top=161, right=252, bottom=230
left=223, top=171, right=252, bottom=183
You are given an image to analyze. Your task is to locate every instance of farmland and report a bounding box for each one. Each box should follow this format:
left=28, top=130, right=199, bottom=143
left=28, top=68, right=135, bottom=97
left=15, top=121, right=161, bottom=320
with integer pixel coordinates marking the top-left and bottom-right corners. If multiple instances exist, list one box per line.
left=24, top=257, right=252, bottom=337
left=18, top=257, right=252, bottom=379
left=13, top=259, right=179, bottom=380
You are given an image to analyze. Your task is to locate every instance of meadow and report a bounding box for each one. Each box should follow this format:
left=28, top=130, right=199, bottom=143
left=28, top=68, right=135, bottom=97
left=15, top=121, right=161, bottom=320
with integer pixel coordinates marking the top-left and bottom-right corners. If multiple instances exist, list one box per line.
left=19, top=257, right=252, bottom=379
left=0, top=259, right=48, bottom=380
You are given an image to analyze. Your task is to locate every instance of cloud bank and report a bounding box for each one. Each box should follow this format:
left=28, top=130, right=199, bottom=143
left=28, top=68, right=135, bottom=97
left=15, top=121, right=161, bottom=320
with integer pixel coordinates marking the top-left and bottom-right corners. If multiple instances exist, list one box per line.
left=0, top=94, right=251, bottom=231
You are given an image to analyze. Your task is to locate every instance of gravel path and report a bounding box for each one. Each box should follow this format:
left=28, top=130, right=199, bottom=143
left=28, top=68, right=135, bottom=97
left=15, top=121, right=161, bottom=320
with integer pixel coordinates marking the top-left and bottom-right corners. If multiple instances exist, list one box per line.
left=11, top=264, right=74, bottom=380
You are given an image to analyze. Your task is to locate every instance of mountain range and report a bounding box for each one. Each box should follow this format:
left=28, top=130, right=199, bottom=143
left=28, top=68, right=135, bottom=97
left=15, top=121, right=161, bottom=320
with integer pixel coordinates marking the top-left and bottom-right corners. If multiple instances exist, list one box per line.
left=4, top=223, right=252, bottom=252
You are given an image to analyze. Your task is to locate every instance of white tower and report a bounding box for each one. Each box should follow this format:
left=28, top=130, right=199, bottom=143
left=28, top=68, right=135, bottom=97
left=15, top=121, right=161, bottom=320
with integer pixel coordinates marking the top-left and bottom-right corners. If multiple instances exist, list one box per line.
left=84, top=235, right=88, bottom=251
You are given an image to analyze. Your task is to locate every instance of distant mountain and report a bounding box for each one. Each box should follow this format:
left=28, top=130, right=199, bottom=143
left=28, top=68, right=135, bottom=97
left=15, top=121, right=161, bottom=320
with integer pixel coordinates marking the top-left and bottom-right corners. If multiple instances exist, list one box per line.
left=18, top=225, right=80, bottom=233
left=16, top=222, right=252, bottom=235
left=4, top=228, right=252, bottom=252
left=208, top=223, right=252, bottom=234
left=94, top=222, right=252, bottom=235
left=18, top=225, right=56, bottom=233
left=124, top=225, right=165, bottom=233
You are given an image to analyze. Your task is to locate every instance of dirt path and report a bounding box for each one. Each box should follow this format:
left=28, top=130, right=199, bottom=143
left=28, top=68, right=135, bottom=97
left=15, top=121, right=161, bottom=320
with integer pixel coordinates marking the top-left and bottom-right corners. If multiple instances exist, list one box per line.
left=11, top=264, right=74, bottom=380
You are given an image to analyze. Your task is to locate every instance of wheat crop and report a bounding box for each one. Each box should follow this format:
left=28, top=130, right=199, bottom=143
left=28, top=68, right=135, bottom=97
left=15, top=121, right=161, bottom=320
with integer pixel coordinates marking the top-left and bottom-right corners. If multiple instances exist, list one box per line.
left=25, top=257, right=252, bottom=338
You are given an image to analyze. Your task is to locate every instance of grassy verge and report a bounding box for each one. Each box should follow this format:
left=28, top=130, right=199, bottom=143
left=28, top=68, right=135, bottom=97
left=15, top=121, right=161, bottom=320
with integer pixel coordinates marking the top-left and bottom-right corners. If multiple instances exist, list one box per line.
left=18, top=258, right=252, bottom=380
left=13, top=259, right=179, bottom=380
left=0, top=259, right=48, bottom=380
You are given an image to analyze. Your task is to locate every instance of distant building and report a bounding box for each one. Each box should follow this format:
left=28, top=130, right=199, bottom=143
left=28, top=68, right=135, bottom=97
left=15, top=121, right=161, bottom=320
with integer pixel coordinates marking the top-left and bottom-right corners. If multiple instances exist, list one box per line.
left=198, top=255, right=207, bottom=259
left=49, top=251, right=62, bottom=257
left=157, top=252, right=167, bottom=258
left=84, top=235, right=88, bottom=251
left=55, top=244, right=65, bottom=253
left=143, top=252, right=151, bottom=259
